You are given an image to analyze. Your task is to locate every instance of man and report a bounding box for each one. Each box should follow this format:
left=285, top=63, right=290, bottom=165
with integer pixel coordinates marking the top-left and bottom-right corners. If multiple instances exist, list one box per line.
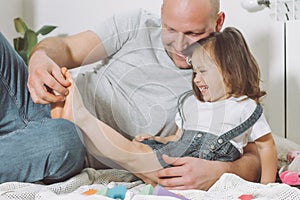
left=0, top=32, right=86, bottom=184
left=28, top=0, right=261, bottom=190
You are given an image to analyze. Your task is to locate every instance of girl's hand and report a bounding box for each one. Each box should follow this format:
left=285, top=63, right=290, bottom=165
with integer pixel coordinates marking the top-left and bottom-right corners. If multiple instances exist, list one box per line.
left=133, top=134, right=155, bottom=142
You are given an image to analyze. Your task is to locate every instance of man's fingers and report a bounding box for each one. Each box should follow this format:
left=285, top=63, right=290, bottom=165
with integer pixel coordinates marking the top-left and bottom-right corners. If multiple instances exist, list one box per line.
left=157, top=167, right=183, bottom=178
left=162, top=155, right=186, bottom=166
left=28, top=80, right=66, bottom=104
left=158, top=176, right=185, bottom=188
left=27, top=67, right=69, bottom=103
left=157, top=173, right=196, bottom=190
left=156, top=155, right=187, bottom=179
left=45, top=73, right=69, bottom=96
left=29, top=87, right=51, bottom=104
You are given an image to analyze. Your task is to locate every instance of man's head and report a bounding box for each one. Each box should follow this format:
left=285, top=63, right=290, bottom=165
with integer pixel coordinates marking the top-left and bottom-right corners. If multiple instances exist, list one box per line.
left=161, top=0, right=225, bottom=69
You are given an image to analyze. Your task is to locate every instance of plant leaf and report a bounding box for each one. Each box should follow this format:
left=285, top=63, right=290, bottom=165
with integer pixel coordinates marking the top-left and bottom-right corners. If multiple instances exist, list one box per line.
left=14, top=18, right=28, bottom=36
left=24, top=30, right=38, bottom=59
left=18, top=50, right=28, bottom=64
left=13, top=37, right=25, bottom=52
left=36, top=25, right=57, bottom=35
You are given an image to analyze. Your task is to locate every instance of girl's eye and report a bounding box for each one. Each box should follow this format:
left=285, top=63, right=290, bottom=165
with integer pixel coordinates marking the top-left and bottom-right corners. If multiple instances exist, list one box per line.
left=193, top=70, right=206, bottom=75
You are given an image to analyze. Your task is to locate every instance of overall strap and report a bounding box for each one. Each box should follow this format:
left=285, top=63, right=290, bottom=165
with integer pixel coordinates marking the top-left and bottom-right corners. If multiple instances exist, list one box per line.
left=210, top=104, right=263, bottom=151
left=177, top=90, right=194, bottom=130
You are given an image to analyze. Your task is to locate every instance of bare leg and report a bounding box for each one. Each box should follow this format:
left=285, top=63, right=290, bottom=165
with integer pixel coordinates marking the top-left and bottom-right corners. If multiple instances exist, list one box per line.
left=50, top=67, right=68, bottom=119
left=51, top=69, right=162, bottom=185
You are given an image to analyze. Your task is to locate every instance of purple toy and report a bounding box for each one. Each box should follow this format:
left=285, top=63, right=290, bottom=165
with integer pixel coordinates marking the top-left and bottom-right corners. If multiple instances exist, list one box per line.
left=153, top=185, right=190, bottom=200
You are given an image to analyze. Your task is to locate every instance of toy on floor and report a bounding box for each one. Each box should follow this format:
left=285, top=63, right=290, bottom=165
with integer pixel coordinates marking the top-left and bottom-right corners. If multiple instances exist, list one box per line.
left=81, top=185, right=127, bottom=200
left=153, top=185, right=190, bottom=200
left=82, top=189, right=98, bottom=195
left=279, top=150, right=300, bottom=186
left=239, top=194, right=254, bottom=200
left=81, top=184, right=191, bottom=199
left=139, top=184, right=154, bottom=195
left=107, top=185, right=127, bottom=200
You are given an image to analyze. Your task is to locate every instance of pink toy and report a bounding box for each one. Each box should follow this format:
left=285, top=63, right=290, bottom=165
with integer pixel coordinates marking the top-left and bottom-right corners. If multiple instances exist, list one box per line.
left=239, top=194, right=253, bottom=200
left=287, top=150, right=300, bottom=163
left=279, top=170, right=300, bottom=186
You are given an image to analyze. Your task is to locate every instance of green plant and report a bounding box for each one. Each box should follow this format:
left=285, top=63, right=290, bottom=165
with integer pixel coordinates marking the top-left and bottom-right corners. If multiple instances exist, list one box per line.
left=13, top=17, right=57, bottom=64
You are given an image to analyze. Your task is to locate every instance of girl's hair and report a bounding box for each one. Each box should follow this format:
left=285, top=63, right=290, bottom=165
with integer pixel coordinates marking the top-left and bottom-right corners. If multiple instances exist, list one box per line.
left=184, top=27, right=266, bottom=104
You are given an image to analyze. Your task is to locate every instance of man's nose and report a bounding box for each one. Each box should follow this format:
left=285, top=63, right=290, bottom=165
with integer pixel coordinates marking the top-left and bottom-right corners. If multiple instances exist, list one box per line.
left=174, top=32, right=188, bottom=52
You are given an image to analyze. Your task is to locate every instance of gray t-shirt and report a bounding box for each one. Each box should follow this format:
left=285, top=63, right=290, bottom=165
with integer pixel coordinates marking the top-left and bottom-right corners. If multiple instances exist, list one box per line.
left=76, top=9, right=192, bottom=139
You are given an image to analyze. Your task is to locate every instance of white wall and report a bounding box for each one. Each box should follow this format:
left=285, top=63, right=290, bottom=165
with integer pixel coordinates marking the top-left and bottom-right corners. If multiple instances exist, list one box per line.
left=0, top=0, right=299, bottom=143
left=222, top=2, right=300, bottom=143
left=25, top=0, right=162, bottom=37
left=222, top=1, right=285, bottom=139
left=286, top=19, right=300, bottom=142
left=0, top=0, right=24, bottom=44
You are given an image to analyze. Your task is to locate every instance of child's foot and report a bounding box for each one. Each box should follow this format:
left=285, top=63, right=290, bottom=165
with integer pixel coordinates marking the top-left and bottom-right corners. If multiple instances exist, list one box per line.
left=50, top=67, right=74, bottom=121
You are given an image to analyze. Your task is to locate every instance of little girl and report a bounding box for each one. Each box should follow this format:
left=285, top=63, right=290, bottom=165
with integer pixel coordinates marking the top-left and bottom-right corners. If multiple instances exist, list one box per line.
left=54, top=27, right=277, bottom=185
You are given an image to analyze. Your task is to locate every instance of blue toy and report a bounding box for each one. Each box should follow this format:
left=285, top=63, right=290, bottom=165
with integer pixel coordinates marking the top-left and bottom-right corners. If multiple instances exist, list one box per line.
left=107, top=185, right=127, bottom=200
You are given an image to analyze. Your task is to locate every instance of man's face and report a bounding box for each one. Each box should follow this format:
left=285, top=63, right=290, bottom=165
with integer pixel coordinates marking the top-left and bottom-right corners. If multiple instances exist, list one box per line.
left=161, top=0, right=220, bottom=69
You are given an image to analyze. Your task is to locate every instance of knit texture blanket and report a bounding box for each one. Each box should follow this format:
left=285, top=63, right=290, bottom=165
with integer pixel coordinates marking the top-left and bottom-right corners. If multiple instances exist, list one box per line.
left=1, top=135, right=299, bottom=200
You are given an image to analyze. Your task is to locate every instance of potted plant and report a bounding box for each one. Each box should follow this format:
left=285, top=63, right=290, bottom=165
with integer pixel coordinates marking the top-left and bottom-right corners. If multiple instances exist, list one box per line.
left=13, top=17, right=57, bottom=64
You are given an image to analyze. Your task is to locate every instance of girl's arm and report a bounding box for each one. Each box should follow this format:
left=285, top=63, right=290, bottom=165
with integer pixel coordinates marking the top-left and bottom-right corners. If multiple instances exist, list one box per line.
left=255, top=133, right=278, bottom=184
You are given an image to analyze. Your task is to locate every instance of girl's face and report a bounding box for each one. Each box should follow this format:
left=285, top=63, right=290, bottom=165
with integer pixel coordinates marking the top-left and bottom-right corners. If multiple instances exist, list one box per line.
left=192, top=49, right=227, bottom=102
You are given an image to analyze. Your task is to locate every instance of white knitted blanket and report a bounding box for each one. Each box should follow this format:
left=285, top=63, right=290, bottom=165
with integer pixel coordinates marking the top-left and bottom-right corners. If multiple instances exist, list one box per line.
left=0, top=168, right=299, bottom=200
left=1, top=135, right=299, bottom=200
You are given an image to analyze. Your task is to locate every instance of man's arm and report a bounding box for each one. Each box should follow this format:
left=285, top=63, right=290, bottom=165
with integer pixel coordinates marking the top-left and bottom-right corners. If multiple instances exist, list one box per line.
left=27, top=30, right=105, bottom=104
left=156, top=142, right=261, bottom=190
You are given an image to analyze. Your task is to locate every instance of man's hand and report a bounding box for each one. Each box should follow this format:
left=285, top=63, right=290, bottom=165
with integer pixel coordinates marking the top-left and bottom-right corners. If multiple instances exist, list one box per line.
left=27, top=49, right=70, bottom=104
left=157, top=143, right=260, bottom=190
left=157, top=155, right=228, bottom=190
left=27, top=31, right=105, bottom=105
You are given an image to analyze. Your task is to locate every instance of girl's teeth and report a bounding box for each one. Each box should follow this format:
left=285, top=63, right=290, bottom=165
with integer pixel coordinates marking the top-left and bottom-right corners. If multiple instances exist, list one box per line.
left=199, top=85, right=208, bottom=92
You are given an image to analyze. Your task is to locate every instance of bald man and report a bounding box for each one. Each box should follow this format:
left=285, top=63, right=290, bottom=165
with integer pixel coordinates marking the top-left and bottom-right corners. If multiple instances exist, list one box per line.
left=28, top=0, right=260, bottom=190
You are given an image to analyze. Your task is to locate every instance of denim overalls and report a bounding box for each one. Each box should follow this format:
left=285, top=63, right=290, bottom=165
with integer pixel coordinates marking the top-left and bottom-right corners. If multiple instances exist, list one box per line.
left=142, top=91, right=263, bottom=168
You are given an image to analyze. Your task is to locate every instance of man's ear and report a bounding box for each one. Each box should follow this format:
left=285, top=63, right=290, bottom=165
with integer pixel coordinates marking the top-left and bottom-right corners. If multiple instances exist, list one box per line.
left=215, top=12, right=225, bottom=32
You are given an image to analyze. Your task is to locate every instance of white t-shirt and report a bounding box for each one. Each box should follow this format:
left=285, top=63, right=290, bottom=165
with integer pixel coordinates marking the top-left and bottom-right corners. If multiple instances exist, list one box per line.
left=76, top=9, right=192, bottom=139
left=175, top=95, right=271, bottom=154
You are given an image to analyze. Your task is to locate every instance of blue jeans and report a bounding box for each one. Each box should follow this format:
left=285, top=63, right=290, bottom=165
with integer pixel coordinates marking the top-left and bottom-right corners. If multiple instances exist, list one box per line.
left=0, top=32, right=86, bottom=184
